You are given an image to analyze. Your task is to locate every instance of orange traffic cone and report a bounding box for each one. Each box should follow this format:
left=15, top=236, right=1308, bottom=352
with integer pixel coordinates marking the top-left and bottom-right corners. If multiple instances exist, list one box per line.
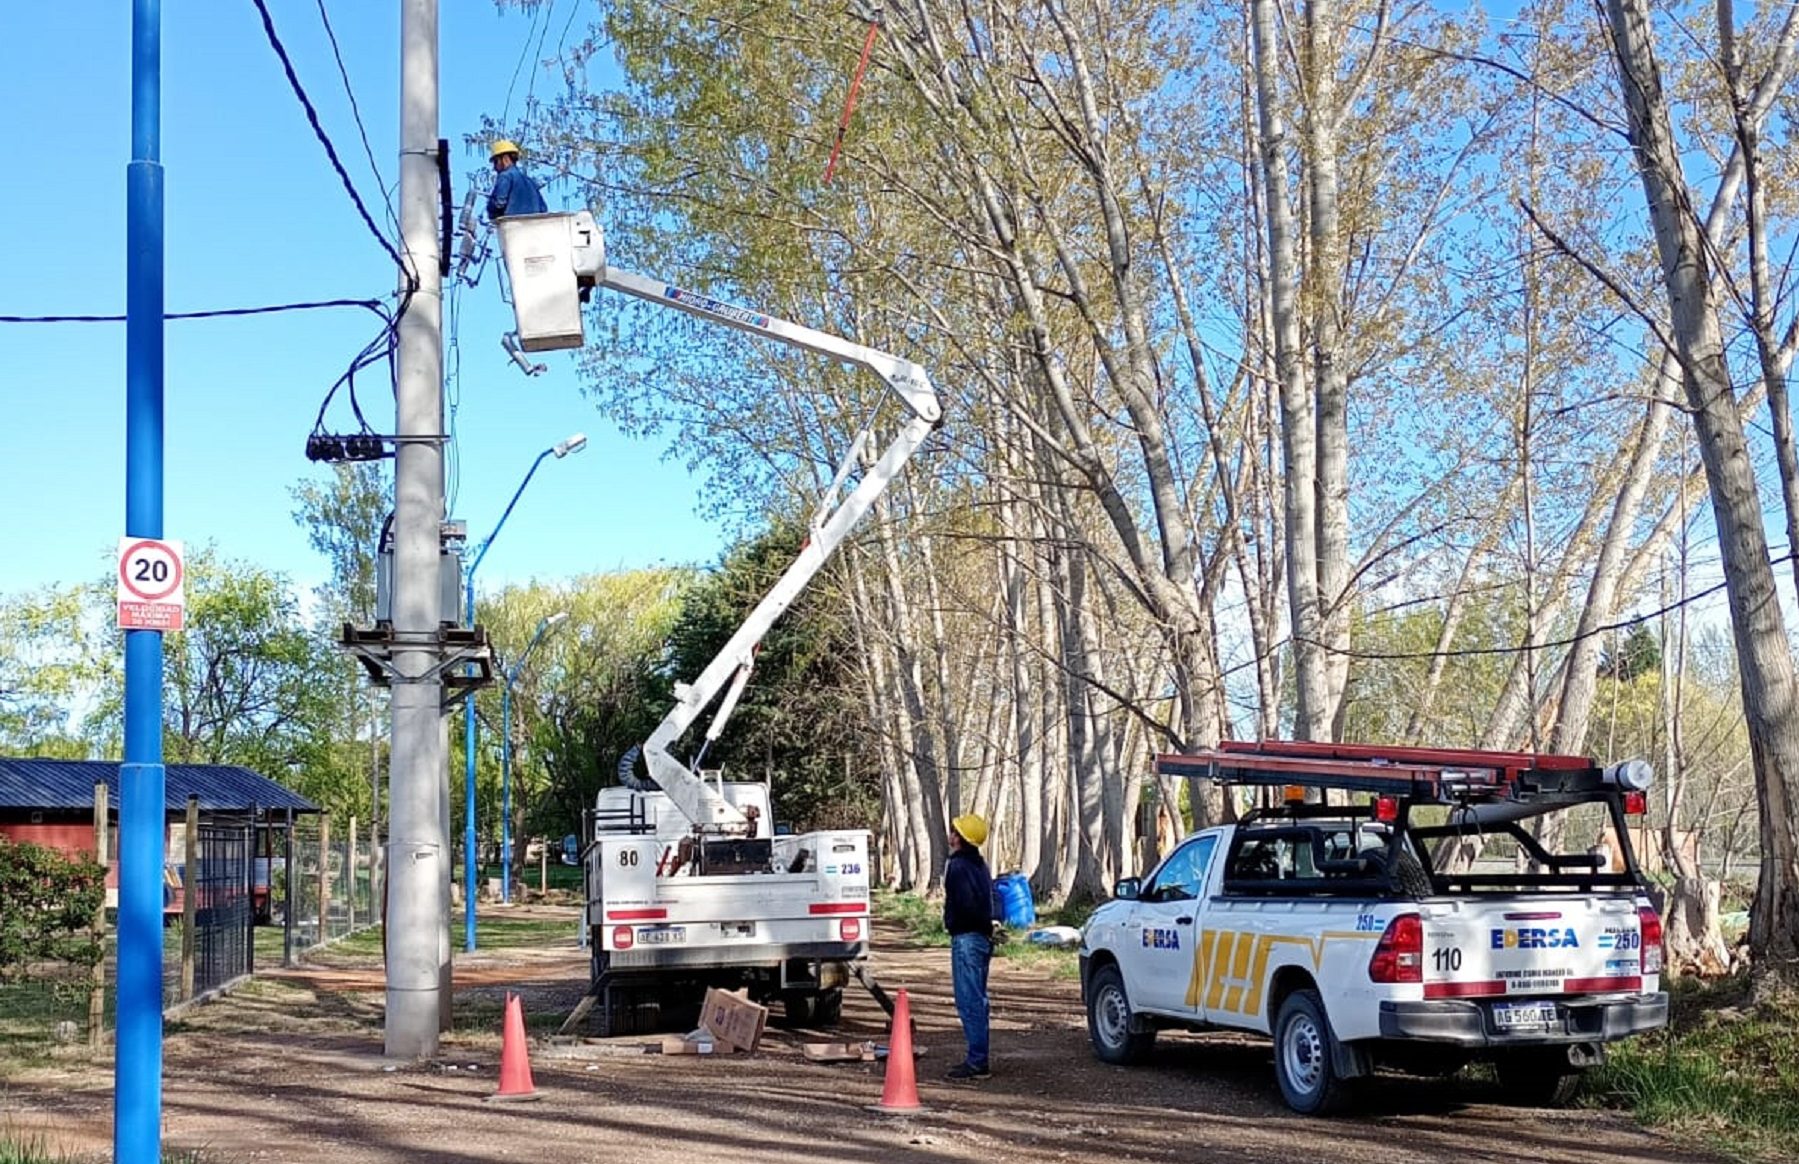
left=869, top=987, right=923, bottom=1113
left=487, top=992, right=540, bottom=1103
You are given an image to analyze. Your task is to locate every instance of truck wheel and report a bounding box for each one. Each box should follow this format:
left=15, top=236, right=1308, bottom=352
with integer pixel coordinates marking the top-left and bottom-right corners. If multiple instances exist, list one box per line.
left=1273, top=989, right=1351, bottom=1115
left=1495, top=1050, right=1584, bottom=1107
left=783, top=989, right=843, bottom=1026
left=1086, top=963, right=1155, bottom=1065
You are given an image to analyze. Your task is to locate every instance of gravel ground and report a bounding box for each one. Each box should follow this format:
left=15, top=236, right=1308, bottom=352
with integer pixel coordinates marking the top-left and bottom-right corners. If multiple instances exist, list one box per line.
left=0, top=907, right=1718, bottom=1163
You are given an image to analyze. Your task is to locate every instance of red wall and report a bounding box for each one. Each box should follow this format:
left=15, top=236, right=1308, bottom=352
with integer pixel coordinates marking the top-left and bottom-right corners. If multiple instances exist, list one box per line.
left=0, top=820, right=99, bottom=856
left=0, top=820, right=130, bottom=890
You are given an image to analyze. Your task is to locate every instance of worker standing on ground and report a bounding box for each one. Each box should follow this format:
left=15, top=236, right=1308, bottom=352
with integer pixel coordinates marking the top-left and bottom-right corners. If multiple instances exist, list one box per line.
left=487, top=139, right=547, bottom=220
left=943, top=813, right=993, bottom=1081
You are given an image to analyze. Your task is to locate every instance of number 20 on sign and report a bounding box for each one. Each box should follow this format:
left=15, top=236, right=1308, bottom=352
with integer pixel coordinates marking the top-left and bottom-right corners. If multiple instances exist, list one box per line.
left=117, top=537, right=186, bottom=631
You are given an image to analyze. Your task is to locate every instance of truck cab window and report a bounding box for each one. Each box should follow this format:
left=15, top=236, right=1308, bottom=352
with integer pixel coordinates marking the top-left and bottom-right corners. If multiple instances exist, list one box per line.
left=1143, top=835, right=1217, bottom=902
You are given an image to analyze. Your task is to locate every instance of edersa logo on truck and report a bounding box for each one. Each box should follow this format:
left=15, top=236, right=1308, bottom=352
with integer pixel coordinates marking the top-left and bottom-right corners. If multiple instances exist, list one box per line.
left=1490, top=926, right=1580, bottom=950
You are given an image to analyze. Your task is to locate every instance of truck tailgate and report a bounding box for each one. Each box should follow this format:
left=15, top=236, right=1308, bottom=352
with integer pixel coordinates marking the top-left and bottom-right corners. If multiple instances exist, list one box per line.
left=1420, top=894, right=1649, bottom=1003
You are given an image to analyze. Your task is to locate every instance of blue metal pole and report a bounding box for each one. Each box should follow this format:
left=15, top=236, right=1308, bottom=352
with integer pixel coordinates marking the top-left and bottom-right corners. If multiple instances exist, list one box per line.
left=500, top=679, right=512, bottom=904
left=463, top=569, right=478, bottom=952
left=118, top=1, right=165, bottom=1159
left=501, top=613, right=563, bottom=905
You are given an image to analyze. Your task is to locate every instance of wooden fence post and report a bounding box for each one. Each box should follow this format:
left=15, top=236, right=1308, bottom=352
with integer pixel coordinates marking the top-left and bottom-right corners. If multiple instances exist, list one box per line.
left=282, top=807, right=295, bottom=966
left=181, top=795, right=198, bottom=1001
left=90, top=782, right=108, bottom=1048
left=347, top=816, right=358, bottom=931
left=317, top=816, right=331, bottom=945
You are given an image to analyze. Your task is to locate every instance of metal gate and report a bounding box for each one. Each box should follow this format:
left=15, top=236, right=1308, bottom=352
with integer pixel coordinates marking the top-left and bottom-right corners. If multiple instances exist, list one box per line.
left=191, top=821, right=254, bottom=996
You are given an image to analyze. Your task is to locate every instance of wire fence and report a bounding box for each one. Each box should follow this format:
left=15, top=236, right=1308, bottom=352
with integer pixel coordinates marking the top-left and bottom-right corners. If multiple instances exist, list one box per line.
left=283, top=815, right=380, bottom=954
left=1, top=807, right=381, bottom=1065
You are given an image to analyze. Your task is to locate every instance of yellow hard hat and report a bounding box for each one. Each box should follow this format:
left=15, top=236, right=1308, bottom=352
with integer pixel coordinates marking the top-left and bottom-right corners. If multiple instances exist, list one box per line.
left=490, top=139, right=522, bottom=160
left=952, top=813, right=988, bottom=847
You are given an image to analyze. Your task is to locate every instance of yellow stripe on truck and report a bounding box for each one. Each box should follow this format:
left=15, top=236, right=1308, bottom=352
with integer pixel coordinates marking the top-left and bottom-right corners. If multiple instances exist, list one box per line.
left=1205, top=932, right=1235, bottom=1011
left=1186, top=929, right=1219, bottom=1009
left=1185, top=929, right=1386, bottom=1018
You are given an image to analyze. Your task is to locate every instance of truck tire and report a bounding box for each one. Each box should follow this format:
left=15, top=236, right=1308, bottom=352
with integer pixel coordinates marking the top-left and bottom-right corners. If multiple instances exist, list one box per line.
left=1086, top=963, right=1155, bottom=1065
left=783, top=988, right=844, bottom=1027
left=1495, top=1049, right=1584, bottom=1107
left=1273, top=989, right=1352, bottom=1115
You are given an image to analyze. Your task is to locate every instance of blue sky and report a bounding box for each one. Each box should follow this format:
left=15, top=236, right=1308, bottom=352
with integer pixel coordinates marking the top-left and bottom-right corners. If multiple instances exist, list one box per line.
left=0, top=1, right=721, bottom=602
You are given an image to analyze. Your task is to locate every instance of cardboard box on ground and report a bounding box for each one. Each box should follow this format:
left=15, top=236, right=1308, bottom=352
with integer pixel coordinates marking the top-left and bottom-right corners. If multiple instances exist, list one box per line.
left=651, top=988, right=769, bottom=1055
left=702, top=987, right=767, bottom=1052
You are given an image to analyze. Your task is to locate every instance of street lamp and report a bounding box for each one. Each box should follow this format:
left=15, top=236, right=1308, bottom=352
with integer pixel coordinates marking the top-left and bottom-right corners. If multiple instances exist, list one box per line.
left=501, top=611, right=569, bottom=904
left=462, top=433, right=586, bottom=952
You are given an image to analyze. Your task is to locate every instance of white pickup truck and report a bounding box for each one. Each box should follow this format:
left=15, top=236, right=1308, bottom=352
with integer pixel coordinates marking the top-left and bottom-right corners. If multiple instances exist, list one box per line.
left=1080, top=741, right=1669, bottom=1114
left=580, top=780, right=870, bottom=1032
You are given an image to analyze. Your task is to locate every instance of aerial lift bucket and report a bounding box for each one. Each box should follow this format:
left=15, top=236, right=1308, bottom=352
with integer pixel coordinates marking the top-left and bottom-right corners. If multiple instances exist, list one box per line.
left=495, top=210, right=606, bottom=352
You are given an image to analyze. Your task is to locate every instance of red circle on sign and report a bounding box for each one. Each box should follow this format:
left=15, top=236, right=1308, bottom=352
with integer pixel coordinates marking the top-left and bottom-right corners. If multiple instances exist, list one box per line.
left=119, top=539, right=183, bottom=602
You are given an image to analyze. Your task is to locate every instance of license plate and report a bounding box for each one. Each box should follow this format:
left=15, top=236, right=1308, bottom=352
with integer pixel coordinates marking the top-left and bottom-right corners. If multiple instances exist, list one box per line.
left=1493, top=1001, right=1558, bottom=1030
left=637, top=926, right=686, bottom=944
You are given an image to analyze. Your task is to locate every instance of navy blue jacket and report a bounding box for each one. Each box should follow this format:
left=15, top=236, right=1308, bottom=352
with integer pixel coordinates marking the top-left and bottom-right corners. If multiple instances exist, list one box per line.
left=943, top=846, right=993, bottom=936
left=488, top=165, right=548, bottom=220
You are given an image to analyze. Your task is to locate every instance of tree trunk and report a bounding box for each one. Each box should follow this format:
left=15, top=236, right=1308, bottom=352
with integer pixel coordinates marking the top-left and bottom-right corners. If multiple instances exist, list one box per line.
left=1607, top=0, right=1799, bottom=983
left=1253, top=0, right=1329, bottom=741
left=1304, top=0, right=1353, bottom=738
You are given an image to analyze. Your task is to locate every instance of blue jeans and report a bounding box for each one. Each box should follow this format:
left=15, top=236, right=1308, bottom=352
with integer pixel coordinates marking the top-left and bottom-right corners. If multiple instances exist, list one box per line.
left=950, top=931, right=991, bottom=1069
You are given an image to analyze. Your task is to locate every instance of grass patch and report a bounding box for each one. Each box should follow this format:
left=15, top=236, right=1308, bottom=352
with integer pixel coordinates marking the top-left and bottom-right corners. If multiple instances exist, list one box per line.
left=301, top=912, right=579, bottom=964
left=0, top=1130, right=226, bottom=1164
left=875, top=887, right=1091, bottom=980
left=477, top=862, right=584, bottom=893
left=1589, top=976, right=1799, bottom=1163
left=873, top=889, right=950, bottom=947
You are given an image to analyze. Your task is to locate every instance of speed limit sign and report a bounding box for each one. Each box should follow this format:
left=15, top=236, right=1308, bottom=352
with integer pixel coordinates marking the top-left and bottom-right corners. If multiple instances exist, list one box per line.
left=117, top=537, right=186, bottom=631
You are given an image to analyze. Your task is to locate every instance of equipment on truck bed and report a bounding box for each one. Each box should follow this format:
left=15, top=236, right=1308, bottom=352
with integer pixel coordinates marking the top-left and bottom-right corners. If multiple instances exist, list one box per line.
left=1157, top=740, right=1656, bottom=896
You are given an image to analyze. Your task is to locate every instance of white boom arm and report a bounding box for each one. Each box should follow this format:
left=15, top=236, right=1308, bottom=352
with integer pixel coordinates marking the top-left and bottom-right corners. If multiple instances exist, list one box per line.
left=602, top=267, right=943, bottom=833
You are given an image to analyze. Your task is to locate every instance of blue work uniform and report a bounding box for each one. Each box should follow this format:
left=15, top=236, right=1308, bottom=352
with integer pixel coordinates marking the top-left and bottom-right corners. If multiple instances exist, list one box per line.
left=488, top=165, right=547, bottom=220
left=943, top=845, right=993, bottom=1072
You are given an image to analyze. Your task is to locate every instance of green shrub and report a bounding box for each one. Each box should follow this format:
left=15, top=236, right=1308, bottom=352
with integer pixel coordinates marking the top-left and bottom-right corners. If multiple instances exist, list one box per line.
left=0, top=839, right=105, bottom=982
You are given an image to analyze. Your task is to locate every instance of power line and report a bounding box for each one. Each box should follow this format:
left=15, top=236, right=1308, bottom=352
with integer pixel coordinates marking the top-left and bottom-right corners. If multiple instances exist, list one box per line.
left=501, top=0, right=550, bottom=126
left=249, top=0, right=406, bottom=275
left=313, top=0, right=395, bottom=231
left=1288, top=552, right=1792, bottom=664
left=0, top=297, right=387, bottom=324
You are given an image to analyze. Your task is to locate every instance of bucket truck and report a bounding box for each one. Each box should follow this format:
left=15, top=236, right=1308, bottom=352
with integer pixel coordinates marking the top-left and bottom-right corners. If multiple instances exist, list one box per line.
left=493, top=211, right=942, bottom=1035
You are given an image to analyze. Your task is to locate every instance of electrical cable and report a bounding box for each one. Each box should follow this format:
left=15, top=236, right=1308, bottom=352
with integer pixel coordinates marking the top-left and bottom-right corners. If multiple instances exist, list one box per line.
left=501, top=0, right=550, bottom=126
left=250, top=0, right=409, bottom=278
left=1286, top=551, right=1793, bottom=663
left=247, top=0, right=424, bottom=460
left=518, top=0, right=557, bottom=140
left=0, top=297, right=387, bottom=324
left=313, top=0, right=395, bottom=232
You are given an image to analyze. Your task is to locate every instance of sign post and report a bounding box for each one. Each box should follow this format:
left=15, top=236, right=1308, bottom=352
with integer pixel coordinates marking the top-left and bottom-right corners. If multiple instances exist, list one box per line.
left=117, top=537, right=185, bottom=631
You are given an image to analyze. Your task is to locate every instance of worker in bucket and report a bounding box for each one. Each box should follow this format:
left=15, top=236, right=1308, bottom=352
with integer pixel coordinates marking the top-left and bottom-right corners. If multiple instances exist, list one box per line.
left=943, top=813, right=994, bottom=1081
left=487, top=139, right=547, bottom=220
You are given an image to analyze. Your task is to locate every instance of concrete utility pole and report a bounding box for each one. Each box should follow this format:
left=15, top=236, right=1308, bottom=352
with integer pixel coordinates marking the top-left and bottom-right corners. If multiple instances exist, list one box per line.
left=387, top=0, right=447, bottom=1059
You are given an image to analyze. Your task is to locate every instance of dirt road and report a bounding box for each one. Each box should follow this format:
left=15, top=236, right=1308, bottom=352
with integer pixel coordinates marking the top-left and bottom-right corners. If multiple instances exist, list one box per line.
left=1, top=908, right=1714, bottom=1163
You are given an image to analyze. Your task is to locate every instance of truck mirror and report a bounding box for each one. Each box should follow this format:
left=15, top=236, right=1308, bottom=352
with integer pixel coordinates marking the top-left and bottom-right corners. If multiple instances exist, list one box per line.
left=1113, top=877, right=1141, bottom=901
